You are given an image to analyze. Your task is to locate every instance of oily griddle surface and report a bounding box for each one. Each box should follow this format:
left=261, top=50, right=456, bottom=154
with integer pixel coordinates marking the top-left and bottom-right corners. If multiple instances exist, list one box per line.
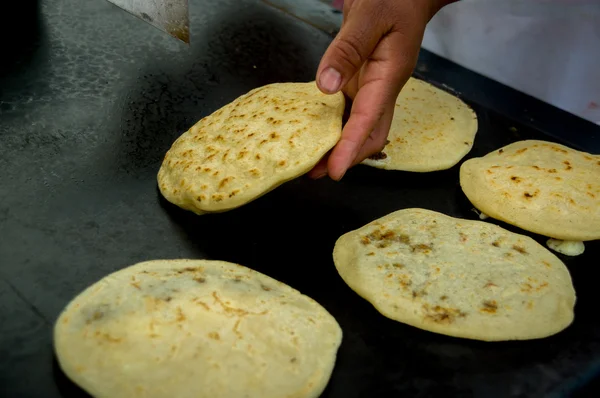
left=1, top=1, right=599, bottom=397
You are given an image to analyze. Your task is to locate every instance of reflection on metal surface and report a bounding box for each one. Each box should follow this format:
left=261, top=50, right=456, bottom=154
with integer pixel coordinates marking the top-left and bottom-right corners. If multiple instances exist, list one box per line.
left=106, top=0, right=190, bottom=43
left=261, top=0, right=342, bottom=36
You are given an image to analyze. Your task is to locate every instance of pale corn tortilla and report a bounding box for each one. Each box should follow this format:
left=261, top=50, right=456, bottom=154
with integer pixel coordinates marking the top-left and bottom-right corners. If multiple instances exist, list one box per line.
left=362, top=77, right=478, bottom=172
left=158, top=82, right=344, bottom=215
left=333, top=208, right=576, bottom=341
left=54, top=260, right=342, bottom=398
left=460, top=140, right=600, bottom=241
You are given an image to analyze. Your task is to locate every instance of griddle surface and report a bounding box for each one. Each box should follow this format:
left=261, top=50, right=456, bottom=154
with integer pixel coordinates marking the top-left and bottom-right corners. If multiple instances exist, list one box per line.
left=1, top=1, right=599, bottom=397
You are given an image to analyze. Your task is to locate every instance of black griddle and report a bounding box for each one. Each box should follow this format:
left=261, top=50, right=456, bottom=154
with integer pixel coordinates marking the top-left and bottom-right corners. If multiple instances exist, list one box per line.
left=1, top=1, right=599, bottom=397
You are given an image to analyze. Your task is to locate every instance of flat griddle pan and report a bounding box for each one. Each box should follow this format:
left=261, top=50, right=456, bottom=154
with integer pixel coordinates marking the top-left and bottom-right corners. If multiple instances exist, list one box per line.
left=1, top=1, right=599, bottom=397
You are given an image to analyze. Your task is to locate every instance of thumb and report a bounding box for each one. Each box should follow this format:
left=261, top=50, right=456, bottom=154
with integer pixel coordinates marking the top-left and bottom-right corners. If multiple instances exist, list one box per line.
left=316, top=4, right=387, bottom=94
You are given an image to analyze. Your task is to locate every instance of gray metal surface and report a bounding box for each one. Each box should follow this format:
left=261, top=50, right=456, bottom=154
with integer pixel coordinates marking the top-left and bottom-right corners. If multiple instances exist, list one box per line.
left=106, top=0, right=190, bottom=42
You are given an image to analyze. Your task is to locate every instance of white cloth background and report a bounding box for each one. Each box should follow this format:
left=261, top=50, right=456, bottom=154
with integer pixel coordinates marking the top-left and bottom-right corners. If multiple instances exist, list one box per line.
left=422, top=0, right=600, bottom=124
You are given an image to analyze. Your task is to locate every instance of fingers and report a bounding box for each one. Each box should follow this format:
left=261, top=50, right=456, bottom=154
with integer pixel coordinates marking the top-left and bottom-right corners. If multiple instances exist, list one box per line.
left=352, top=103, right=395, bottom=166
left=326, top=31, right=415, bottom=180
left=316, top=1, right=387, bottom=94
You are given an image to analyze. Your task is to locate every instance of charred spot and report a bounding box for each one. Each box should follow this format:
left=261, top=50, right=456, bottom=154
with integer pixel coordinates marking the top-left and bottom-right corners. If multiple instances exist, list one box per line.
left=484, top=282, right=497, bottom=288
left=368, top=151, right=388, bottom=161
left=510, top=176, right=522, bottom=183
left=491, top=240, right=501, bottom=247
left=423, top=304, right=467, bottom=324
left=86, top=310, right=105, bottom=324
left=261, top=284, right=272, bottom=292
left=512, top=245, right=528, bottom=254
left=269, top=132, right=280, bottom=139
left=398, top=234, right=411, bottom=244
left=412, top=244, right=432, bottom=254
left=218, top=177, right=234, bottom=189
left=164, top=296, right=173, bottom=302
left=464, top=141, right=470, bottom=145
left=290, top=357, right=297, bottom=363
left=392, top=263, right=404, bottom=269
left=440, top=295, right=448, bottom=301
left=381, top=231, right=395, bottom=240
left=177, top=267, right=202, bottom=274
left=480, top=300, right=498, bottom=314
left=459, top=232, right=468, bottom=243
left=532, top=165, right=541, bottom=170
left=278, top=160, right=287, bottom=167
left=361, top=236, right=371, bottom=245
left=547, top=168, right=557, bottom=173
left=194, top=277, right=206, bottom=284
left=523, top=192, right=535, bottom=199
left=256, top=154, right=262, bottom=160
left=450, top=117, right=455, bottom=121
left=499, top=149, right=504, bottom=154
left=367, top=252, right=375, bottom=256
left=563, top=160, right=572, bottom=170
left=208, top=332, right=220, bottom=340
left=516, top=148, right=528, bottom=154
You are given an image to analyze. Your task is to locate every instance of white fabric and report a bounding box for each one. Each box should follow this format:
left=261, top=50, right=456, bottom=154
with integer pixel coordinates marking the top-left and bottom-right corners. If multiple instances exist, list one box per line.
left=422, top=0, right=600, bottom=124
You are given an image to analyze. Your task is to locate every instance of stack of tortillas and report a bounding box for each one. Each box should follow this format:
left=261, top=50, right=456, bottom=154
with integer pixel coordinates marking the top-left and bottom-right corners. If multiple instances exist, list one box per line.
left=362, top=77, right=478, bottom=172
left=158, top=82, right=344, bottom=215
left=460, top=140, right=600, bottom=256
left=54, top=260, right=342, bottom=398
left=333, top=208, right=576, bottom=341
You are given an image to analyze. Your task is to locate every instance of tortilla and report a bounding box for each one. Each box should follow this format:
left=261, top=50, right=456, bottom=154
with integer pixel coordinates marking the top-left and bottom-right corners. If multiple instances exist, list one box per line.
left=158, top=82, right=344, bottom=215
left=362, top=77, right=478, bottom=172
left=333, top=208, right=576, bottom=341
left=460, top=140, right=600, bottom=241
left=54, top=260, right=342, bottom=398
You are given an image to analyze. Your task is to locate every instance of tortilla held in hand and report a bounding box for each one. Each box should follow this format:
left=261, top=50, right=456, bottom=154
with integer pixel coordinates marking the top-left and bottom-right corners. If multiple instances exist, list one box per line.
left=362, top=77, right=478, bottom=172
left=333, top=208, right=575, bottom=341
left=54, top=260, right=342, bottom=398
left=158, top=82, right=344, bottom=215
left=460, top=140, right=600, bottom=242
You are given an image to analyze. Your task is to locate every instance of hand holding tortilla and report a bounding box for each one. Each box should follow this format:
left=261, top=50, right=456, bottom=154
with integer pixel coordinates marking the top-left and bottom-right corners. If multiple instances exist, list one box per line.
left=311, top=0, right=455, bottom=180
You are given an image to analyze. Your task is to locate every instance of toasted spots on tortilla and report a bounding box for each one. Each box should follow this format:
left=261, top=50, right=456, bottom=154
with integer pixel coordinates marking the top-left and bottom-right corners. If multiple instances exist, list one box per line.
left=158, top=82, right=344, bottom=215
left=460, top=140, right=600, bottom=241
left=54, top=260, right=342, bottom=398
left=333, top=208, right=575, bottom=341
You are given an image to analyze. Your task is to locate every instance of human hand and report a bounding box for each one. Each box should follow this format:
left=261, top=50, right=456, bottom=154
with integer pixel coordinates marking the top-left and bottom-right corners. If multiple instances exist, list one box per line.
left=309, top=0, right=455, bottom=180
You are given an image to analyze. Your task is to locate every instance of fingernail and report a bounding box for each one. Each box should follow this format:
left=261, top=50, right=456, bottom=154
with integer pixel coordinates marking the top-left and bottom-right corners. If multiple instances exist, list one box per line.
left=334, top=169, right=347, bottom=181
left=319, top=67, right=342, bottom=94
left=312, top=171, right=328, bottom=179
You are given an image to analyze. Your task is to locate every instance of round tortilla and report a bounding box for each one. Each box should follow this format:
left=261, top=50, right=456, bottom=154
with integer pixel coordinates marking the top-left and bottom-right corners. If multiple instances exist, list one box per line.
left=333, top=208, right=576, bottom=341
left=158, top=82, right=344, bottom=215
left=361, top=77, right=478, bottom=172
left=460, top=140, right=600, bottom=241
left=54, top=260, right=342, bottom=398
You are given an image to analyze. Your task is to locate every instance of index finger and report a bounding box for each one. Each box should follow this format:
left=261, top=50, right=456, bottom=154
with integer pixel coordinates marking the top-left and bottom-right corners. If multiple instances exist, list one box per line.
left=326, top=32, right=414, bottom=180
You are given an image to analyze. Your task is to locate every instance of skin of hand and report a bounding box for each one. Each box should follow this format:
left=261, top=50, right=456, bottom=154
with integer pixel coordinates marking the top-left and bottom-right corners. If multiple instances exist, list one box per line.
left=309, top=0, right=457, bottom=180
